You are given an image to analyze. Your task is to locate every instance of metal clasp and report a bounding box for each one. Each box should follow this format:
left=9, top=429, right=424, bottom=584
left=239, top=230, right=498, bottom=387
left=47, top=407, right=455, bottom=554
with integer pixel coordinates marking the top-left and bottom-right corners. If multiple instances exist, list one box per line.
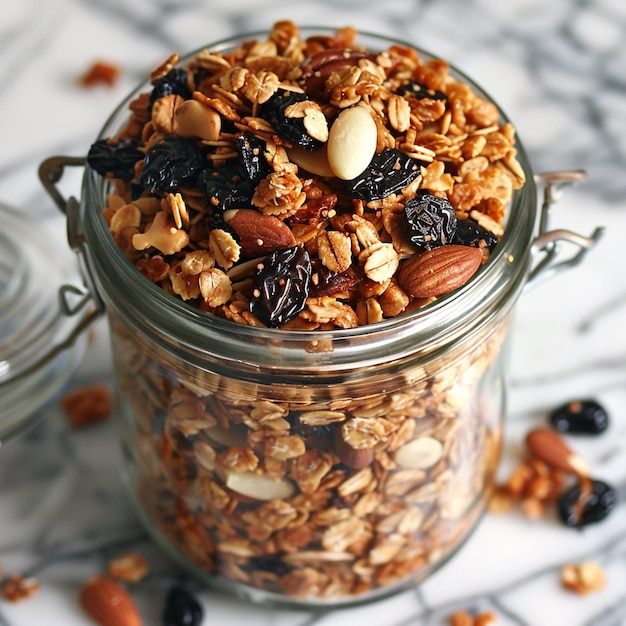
left=528, top=170, right=604, bottom=288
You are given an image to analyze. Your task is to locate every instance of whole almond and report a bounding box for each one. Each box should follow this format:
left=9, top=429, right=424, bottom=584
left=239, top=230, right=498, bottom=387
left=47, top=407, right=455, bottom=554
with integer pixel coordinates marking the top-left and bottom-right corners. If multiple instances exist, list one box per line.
left=80, top=575, right=142, bottom=626
left=396, top=245, right=483, bottom=298
left=334, top=431, right=374, bottom=469
left=224, top=209, right=296, bottom=258
left=525, top=427, right=590, bottom=476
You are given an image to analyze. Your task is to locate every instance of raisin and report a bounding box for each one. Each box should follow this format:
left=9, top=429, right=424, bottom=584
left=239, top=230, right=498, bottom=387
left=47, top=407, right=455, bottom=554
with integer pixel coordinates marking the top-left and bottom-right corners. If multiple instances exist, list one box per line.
left=309, top=262, right=358, bottom=297
left=139, top=135, right=205, bottom=193
left=259, top=89, right=324, bottom=151
left=162, top=585, right=203, bottom=626
left=403, top=190, right=458, bottom=250
left=344, top=148, right=425, bottom=201
left=451, top=218, right=499, bottom=250
left=247, top=555, right=293, bottom=578
left=557, top=479, right=617, bottom=528
left=396, top=80, right=447, bottom=101
left=235, top=132, right=272, bottom=185
left=250, top=245, right=312, bottom=327
left=87, top=138, right=144, bottom=181
left=549, top=399, right=609, bottom=435
left=198, top=161, right=255, bottom=213
left=149, top=68, right=192, bottom=111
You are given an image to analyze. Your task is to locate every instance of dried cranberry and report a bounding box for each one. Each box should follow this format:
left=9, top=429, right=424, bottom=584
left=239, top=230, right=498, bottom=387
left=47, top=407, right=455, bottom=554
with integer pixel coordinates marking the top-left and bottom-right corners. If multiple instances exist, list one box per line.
left=149, top=68, right=192, bottom=111
left=451, top=218, right=499, bottom=250
left=250, top=245, right=312, bottom=327
left=260, top=89, right=324, bottom=151
left=87, top=138, right=144, bottom=181
left=557, top=479, right=617, bottom=528
left=345, top=148, right=424, bottom=201
left=549, top=399, right=609, bottom=435
left=139, top=135, right=205, bottom=193
left=403, top=190, right=458, bottom=250
left=162, top=585, right=203, bottom=626
left=396, top=80, right=447, bottom=101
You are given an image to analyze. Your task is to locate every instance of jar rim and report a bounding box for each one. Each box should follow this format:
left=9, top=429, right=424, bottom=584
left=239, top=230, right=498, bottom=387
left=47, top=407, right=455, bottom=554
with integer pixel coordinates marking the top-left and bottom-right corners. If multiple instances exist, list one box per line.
left=80, top=27, right=537, bottom=372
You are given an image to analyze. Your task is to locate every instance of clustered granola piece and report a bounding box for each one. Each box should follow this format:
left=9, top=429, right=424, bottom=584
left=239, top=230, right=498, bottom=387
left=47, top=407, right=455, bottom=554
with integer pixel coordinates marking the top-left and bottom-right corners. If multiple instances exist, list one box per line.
left=1, top=574, right=40, bottom=603
left=450, top=610, right=497, bottom=626
left=89, top=20, right=525, bottom=330
left=561, top=561, right=606, bottom=595
left=60, top=384, right=113, bottom=428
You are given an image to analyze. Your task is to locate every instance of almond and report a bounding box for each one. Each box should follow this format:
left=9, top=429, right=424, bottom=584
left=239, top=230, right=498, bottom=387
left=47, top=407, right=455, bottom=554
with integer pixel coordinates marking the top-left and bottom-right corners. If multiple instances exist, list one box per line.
left=224, top=209, right=296, bottom=258
left=396, top=244, right=483, bottom=298
left=80, top=575, right=142, bottom=626
left=334, top=431, right=374, bottom=469
left=525, top=427, right=590, bottom=476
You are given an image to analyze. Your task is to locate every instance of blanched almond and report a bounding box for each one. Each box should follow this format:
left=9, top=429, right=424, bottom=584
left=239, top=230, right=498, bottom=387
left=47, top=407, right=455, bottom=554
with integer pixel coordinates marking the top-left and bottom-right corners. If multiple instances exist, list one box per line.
left=327, top=106, right=377, bottom=180
left=225, top=471, right=295, bottom=500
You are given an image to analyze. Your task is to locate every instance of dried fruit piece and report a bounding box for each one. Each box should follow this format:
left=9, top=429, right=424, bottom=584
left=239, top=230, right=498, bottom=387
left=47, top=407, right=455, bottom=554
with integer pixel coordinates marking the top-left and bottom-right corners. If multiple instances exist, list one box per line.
left=260, top=89, right=326, bottom=150
left=549, top=399, right=609, bottom=435
left=139, top=135, right=205, bottom=193
left=162, top=585, right=203, bottom=626
left=397, top=80, right=447, bottom=101
left=149, top=67, right=192, bottom=111
left=235, top=131, right=272, bottom=185
left=403, top=190, right=458, bottom=250
left=344, top=148, right=424, bottom=201
left=250, top=245, right=312, bottom=327
left=80, top=575, right=142, bottom=626
left=397, top=244, right=483, bottom=299
left=327, top=106, right=377, bottom=180
left=525, top=427, right=590, bottom=476
left=451, top=218, right=499, bottom=251
left=87, top=138, right=144, bottom=181
left=557, top=479, right=616, bottom=528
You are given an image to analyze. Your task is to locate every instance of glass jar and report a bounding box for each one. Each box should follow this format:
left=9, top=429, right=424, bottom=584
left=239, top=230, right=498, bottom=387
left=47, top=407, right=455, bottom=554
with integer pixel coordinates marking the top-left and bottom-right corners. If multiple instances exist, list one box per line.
left=32, top=29, right=602, bottom=608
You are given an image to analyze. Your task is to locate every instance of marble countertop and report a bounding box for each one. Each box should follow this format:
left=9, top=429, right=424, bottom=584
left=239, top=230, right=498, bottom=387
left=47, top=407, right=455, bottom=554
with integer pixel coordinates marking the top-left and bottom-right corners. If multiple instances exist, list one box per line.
left=1, top=0, right=625, bottom=624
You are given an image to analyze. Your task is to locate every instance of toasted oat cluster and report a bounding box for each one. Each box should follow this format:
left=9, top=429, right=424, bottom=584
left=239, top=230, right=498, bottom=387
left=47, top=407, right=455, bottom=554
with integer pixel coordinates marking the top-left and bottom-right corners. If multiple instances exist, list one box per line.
left=89, top=20, right=525, bottom=329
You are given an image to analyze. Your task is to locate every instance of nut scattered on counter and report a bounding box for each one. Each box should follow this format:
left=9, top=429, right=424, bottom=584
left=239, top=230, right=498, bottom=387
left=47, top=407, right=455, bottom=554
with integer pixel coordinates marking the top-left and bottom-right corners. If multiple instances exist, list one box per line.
left=107, top=552, right=149, bottom=584
left=80, top=574, right=142, bottom=626
left=1, top=574, right=40, bottom=603
left=561, top=561, right=607, bottom=595
left=61, top=384, right=113, bottom=428
left=450, top=609, right=496, bottom=626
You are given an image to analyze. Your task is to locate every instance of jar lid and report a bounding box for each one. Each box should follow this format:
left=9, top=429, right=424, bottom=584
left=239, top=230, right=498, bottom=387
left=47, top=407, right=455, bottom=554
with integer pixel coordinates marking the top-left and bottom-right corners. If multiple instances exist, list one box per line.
left=0, top=202, right=87, bottom=441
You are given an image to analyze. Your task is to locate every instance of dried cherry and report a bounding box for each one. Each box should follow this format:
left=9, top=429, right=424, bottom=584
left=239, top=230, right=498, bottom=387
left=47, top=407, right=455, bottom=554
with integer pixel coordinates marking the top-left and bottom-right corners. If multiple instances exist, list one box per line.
left=87, top=138, right=144, bottom=181
left=549, top=399, right=609, bottom=435
left=260, top=89, right=324, bottom=151
left=162, top=585, right=203, bottom=626
left=557, top=479, right=617, bottom=528
left=139, top=135, right=205, bottom=193
left=345, top=148, right=424, bottom=201
left=250, top=245, right=312, bottom=327
left=403, top=190, right=458, bottom=249
left=235, top=131, right=271, bottom=185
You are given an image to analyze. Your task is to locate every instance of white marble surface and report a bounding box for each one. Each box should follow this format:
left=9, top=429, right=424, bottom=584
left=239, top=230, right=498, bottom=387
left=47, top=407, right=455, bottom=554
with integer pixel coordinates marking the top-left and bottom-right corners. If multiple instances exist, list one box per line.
left=1, top=0, right=626, bottom=624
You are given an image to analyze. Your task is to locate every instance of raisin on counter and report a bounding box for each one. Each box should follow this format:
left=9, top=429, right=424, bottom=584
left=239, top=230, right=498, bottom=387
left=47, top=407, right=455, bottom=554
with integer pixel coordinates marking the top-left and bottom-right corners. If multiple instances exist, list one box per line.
left=87, top=138, right=144, bottom=181
left=139, top=135, right=205, bottom=193
left=259, top=89, right=324, bottom=151
left=162, top=584, right=203, bottom=626
left=557, top=479, right=617, bottom=528
left=250, top=245, right=312, bottom=327
left=549, top=399, right=609, bottom=435
left=403, top=190, right=458, bottom=250
left=345, top=148, right=424, bottom=202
